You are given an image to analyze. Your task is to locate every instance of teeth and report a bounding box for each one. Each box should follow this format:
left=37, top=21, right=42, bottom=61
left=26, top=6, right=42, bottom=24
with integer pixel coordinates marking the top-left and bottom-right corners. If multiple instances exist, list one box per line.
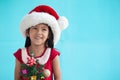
left=40, top=35, right=42, bottom=37
left=35, top=36, right=42, bottom=40
left=34, top=35, right=43, bottom=40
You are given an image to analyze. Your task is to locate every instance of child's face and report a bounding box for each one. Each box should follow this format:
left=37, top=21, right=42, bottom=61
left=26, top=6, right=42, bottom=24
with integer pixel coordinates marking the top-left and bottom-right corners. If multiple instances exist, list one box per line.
left=28, top=23, right=49, bottom=46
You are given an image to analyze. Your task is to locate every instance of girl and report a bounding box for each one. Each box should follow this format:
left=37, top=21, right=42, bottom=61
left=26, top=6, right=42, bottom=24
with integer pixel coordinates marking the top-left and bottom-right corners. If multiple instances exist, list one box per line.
left=14, top=5, right=68, bottom=80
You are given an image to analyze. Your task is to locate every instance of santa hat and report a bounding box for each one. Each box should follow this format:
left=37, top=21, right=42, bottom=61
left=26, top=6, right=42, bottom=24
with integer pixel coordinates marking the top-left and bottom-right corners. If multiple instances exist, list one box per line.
left=20, top=5, right=69, bottom=44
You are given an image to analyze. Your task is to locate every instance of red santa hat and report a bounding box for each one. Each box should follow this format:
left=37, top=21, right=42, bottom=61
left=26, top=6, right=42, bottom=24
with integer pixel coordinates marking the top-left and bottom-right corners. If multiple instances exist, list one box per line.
left=20, top=5, right=69, bottom=44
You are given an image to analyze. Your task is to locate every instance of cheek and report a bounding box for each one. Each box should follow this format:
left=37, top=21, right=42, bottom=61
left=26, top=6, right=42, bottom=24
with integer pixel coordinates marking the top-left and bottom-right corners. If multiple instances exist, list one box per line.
left=29, top=32, right=35, bottom=39
left=29, top=30, right=36, bottom=35
left=45, top=33, right=49, bottom=39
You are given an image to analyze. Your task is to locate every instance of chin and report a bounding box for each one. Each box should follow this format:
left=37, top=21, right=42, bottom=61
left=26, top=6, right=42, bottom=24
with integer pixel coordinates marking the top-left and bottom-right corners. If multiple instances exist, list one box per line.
left=34, top=42, right=44, bottom=46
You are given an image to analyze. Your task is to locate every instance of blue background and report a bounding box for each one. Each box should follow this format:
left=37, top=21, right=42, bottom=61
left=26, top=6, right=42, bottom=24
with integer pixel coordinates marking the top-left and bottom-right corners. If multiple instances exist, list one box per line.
left=0, top=0, right=120, bottom=80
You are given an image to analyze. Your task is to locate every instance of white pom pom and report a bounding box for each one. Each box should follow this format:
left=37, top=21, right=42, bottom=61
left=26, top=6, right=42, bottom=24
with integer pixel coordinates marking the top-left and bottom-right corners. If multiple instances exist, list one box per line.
left=43, top=69, right=51, bottom=78
left=58, top=16, right=69, bottom=31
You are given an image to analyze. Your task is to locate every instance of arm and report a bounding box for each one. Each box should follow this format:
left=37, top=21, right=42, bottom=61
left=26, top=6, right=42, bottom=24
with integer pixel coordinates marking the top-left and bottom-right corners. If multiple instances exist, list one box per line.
left=52, top=55, right=61, bottom=80
left=14, top=59, right=21, bottom=80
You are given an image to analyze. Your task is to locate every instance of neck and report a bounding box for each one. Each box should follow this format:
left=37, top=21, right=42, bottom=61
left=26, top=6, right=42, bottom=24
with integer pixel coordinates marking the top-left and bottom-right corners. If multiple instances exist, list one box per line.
left=29, top=44, right=45, bottom=57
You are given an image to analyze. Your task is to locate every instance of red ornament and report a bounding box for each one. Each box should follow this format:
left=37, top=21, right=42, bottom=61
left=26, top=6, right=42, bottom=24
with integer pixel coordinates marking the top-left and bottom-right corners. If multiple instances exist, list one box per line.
left=27, top=57, right=36, bottom=66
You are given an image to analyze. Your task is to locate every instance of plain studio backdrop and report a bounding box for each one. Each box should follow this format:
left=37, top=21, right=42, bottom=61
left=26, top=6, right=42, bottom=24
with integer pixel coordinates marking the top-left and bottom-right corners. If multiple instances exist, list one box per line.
left=0, top=0, right=120, bottom=80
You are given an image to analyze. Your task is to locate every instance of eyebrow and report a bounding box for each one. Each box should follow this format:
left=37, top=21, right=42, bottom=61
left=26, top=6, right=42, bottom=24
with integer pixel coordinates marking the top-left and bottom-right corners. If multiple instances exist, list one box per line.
left=41, top=26, right=48, bottom=29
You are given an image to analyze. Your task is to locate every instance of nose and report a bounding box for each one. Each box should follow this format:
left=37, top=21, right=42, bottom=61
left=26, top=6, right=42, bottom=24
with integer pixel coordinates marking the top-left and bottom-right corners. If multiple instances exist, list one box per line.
left=37, top=29, right=42, bottom=35
left=37, top=30, right=43, bottom=37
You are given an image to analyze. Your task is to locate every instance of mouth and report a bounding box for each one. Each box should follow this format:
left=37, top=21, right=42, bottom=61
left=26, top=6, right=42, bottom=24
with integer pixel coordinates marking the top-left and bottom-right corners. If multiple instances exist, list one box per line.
left=35, top=36, right=42, bottom=40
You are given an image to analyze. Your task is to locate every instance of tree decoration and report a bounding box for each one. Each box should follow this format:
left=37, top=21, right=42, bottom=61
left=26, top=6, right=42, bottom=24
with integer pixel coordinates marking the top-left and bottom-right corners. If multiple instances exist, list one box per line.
left=20, top=51, right=50, bottom=80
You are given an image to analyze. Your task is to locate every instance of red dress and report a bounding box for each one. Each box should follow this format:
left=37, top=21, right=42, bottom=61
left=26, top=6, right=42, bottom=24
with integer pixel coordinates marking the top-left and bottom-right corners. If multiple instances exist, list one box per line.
left=14, top=47, right=60, bottom=80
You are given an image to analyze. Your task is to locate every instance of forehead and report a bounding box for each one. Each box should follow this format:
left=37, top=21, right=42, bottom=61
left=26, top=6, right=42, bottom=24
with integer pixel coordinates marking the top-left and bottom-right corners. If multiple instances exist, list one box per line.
left=35, top=23, right=49, bottom=28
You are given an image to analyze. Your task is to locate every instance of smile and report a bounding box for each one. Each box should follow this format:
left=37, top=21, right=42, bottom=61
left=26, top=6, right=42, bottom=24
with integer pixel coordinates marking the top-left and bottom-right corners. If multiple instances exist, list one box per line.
left=35, top=36, right=43, bottom=40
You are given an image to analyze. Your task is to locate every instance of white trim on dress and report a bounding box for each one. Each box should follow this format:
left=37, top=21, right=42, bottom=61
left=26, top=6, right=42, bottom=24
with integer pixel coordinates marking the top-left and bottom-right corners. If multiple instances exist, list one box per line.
left=21, top=48, right=51, bottom=65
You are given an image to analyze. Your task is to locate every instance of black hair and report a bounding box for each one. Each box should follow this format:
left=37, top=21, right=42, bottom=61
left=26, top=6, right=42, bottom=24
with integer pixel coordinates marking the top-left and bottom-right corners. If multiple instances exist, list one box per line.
left=24, top=25, right=54, bottom=48
left=45, top=26, right=54, bottom=48
left=25, top=28, right=31, bottom=47
left=25, top=36, right=31, bottom=47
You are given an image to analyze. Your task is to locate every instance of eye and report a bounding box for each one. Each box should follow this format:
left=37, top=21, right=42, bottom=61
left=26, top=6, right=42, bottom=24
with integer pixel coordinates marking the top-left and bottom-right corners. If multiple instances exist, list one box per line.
left=32, top=26, right=37, bottom=30
left=42, top=28, right=47, bottom=31
left=33, top=27, right=37, bottom=29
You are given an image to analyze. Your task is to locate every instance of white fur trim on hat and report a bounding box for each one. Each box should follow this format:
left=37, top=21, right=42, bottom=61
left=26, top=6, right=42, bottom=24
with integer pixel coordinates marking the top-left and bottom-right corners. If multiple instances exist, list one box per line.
left=20, top=12, right=61, bottom=44
left=58, top=16, right=69, bottom=31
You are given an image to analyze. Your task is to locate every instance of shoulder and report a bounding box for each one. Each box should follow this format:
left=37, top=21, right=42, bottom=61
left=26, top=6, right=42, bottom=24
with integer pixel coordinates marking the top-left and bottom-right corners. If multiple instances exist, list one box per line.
left=13, top=48, right=26, bottom=56
left=50, top=48, right=60, bottom=60
left=14, top=48, right=21, bottom=57
left=13, top=48, right=26, bottom=63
